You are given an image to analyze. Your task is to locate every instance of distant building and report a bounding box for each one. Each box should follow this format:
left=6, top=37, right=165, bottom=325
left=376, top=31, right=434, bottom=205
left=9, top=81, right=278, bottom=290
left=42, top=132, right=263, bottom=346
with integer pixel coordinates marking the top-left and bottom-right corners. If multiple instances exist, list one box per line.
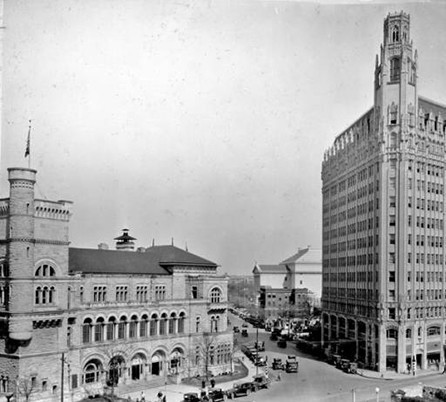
left=321, top=12, right=446, bottom=373
left=252, top=247, right=322, bottom=319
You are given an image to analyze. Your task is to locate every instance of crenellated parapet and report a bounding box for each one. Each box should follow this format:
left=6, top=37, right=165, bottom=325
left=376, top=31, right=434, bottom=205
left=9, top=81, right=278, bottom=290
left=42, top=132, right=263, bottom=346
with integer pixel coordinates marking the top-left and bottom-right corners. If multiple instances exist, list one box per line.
left=35, top=199, right=72, bottom=221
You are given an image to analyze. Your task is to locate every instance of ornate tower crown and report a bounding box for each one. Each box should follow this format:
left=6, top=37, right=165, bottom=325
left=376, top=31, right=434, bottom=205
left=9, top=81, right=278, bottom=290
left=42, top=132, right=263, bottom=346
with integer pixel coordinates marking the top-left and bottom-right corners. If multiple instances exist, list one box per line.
left=383, top=11, right=411, bottom=47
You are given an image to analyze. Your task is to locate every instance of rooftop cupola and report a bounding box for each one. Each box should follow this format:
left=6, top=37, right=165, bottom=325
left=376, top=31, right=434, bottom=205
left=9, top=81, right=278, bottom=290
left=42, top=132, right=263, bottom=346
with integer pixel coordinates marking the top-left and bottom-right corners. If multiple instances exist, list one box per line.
left=114, top=228, right=136, bottom=251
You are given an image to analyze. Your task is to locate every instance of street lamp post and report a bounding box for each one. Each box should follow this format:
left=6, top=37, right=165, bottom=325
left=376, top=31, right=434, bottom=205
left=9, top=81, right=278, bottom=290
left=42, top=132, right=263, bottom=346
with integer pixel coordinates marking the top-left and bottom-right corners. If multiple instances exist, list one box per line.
left=255, top=326, right=259, bottom=376
left=351, top=388, right=355, bottom=402
left=375, top=387, right=380, bottom=402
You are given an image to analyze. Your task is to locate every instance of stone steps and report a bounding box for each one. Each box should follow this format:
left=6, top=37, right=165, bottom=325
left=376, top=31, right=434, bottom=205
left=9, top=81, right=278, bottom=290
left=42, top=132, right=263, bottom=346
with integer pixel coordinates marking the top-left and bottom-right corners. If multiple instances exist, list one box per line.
left=117, top=377, right=166, bottom=396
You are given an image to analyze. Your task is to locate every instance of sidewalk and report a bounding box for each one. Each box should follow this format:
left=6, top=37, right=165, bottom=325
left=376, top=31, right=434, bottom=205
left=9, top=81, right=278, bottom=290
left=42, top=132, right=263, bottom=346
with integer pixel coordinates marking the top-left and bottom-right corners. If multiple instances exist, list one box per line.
left=357, top=367, right=441, bottom=381
left=118, top=352, right=261, bottom=402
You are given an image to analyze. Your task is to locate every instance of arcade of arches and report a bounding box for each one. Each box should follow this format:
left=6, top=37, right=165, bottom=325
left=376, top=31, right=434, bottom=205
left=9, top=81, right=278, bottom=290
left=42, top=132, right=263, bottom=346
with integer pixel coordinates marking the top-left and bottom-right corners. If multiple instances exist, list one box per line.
left=322, top=313, right=446, bottom=373
left=82, top=347, right=187, bottom=386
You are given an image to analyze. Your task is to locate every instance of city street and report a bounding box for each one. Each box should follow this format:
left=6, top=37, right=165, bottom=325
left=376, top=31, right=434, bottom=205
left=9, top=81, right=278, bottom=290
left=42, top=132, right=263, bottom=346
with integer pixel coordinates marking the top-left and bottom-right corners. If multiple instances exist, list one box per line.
left=230, top=314, right=446, bottom=401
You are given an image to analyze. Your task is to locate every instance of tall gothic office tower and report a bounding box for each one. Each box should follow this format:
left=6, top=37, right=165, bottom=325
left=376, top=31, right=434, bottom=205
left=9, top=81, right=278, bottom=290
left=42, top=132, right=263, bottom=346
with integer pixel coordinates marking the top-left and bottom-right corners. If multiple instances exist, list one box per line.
left=321, top=12, right=446, bottom=374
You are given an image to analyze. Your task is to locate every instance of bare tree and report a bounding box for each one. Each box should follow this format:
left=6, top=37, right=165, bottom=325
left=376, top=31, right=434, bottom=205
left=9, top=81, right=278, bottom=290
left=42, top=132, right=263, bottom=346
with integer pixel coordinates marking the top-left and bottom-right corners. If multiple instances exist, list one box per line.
left=195, top=334, right=218, bottom=382
left=229, top=337, right=240, bottom=375
left=17, top=376, right=37, bottom=402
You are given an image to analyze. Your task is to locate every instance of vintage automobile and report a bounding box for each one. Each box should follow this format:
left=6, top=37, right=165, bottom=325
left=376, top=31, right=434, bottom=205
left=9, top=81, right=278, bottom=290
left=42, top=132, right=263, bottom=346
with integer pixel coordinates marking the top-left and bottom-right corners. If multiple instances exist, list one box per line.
left=233, top=326, right=240, bottom=333
left=270, top=332, right=278, bottom=341
left=252, top=374, right=270, bottom=390
left=226, top=382, right=256, bottom=399
left=277, top=338, right=287, bottom=348
left=285, top=355, right=298, bottom=373
left=272, top=358, right=285, bottom=370
left=252, top=356, right=267, bottom=367
left=255, top=341, right=265, bottom=351
left=242, top=323, right=248, bottom=328
left=207, top=388, right=228, bottom=402
left=340, top=359, right=351, bottom=372
left=182, top=392, right=201, bottom=402
left=241, top=329, right=248, bottom=337
left=347, top=362, right=358, bottom=374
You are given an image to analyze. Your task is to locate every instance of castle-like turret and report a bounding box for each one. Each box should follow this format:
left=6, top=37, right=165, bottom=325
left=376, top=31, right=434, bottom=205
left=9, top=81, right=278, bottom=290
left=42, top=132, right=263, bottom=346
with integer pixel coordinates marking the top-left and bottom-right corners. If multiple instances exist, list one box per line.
left=7, top=167, right=37, bottom=341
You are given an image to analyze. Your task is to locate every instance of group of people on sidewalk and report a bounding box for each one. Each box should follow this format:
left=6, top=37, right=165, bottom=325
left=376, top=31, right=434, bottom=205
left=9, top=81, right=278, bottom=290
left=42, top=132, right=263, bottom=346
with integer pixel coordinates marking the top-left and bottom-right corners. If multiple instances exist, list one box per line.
left=132, top=390, right=167, bottom=402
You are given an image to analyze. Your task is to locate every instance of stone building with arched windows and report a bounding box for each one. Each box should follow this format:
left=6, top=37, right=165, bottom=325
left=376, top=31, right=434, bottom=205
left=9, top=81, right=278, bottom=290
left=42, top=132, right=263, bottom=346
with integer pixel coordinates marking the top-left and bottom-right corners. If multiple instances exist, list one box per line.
left=0, top=167, right=232, bottom=401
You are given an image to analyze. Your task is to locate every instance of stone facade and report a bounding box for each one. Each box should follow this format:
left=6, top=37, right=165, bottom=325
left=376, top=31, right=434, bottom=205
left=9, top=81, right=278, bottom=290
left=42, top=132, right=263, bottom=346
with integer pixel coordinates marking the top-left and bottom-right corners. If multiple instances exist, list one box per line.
left=322, top=12, right=446, bottom=374
left=0, top=167, right=232, bottom=401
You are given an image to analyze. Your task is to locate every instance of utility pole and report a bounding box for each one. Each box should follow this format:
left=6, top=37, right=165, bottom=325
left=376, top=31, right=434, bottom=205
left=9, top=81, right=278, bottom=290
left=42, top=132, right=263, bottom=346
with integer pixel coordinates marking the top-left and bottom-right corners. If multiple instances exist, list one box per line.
left=61, top=352, right=64, bottom=402
left=255, top=326, right=259, bottom=376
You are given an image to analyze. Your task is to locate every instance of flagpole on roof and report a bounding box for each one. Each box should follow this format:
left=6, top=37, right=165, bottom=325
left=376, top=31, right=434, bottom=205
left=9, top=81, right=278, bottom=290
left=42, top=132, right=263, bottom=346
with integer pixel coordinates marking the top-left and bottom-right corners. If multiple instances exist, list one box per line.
left=25, top=120, right=31, bottom=168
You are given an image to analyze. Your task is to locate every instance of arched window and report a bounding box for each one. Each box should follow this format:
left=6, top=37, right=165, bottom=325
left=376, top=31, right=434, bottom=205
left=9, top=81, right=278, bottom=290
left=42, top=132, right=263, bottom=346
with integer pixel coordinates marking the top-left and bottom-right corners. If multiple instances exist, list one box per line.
left=107, top=317, right=116, bottom=341
left=84, top=360, right=102, bottom=384
left=35, top=264, right=56, bottom=277
left=392, top=26, right=399, bottom=42
left=118, top=316, right=127, bottom=339
left=129, top=315, right=138, bottom=338
left=406, top=328, right=412, bottom=339
left=178, top=312, right=186, bottom=334
left=386, top=328, right=397, bottom=339
left=427, top=326, right=440, bottom=336
left=83, top=318, right=93, bottom=344
left=140, top=314, right=148, bottom=337
left=150, top=314, right=158, bottom=336
left=215, top=316, right=220, bottom=333
left=169, top=313, right=176, bottom=334
left=49, top=286, right=55, bottom=304
left=210, top=287, right=222, bottom=303
left=160, top=313, right=168, bottom=335
left=390, top=58, right=400, bottom=82
left=42, top=286, right=48, bottom=304
left=35, top=287, right=42, bottom=304
left=95, top=317, right=105, bottom=342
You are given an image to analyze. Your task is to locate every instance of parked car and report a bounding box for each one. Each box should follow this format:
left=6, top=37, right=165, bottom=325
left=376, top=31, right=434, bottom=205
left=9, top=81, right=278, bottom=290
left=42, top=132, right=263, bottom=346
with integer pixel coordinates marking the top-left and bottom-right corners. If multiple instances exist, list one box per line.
left=348, top=362, right=358, bottom=374
left=285, top=355, right=298, bottom=373
left=255, top=341, right=265, bottom=351
left=233, top=326, right=240, bottom=333
left=253, top=356, right=267, bottom=367
left=272, top=358, right=285, bottom=370
left=270, top=333, right=278, bottom=341
left=252, top=374, right=270, bottom=390
left=242, top=323, right=248, bottom=328
left=207, top=388, right=227, bottom=402
left=277, top=339, right=287, bottom=348
left=241, top=329, right=248, bottom=337
left=183, top=392, right=201, bottom=402
left=226, top=382, right=256, bottom=399
left=340, top=359, right=351, bottom=372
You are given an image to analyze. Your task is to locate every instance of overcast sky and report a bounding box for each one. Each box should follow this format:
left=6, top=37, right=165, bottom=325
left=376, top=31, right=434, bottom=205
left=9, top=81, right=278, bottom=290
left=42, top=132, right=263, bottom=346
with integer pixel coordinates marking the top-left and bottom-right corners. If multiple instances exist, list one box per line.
left=1, top=0, right=446, bottom=275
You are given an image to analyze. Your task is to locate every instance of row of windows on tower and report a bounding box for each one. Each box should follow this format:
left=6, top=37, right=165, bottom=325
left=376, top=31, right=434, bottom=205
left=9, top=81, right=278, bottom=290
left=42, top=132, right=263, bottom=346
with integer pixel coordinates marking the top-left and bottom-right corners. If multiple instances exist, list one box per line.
left=324, top=162, right=445, bottom=205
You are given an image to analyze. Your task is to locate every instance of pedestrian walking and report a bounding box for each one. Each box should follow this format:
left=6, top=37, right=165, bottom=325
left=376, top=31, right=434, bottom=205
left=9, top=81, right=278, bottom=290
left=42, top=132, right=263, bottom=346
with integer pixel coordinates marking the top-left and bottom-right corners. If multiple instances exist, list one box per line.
left=442, top=363, right=446, bottom=374
left=277, top=372, right=281, bottom=382
left=157, top=391, right=166, bottom=402
left=140, top=391, right=145, bottom=402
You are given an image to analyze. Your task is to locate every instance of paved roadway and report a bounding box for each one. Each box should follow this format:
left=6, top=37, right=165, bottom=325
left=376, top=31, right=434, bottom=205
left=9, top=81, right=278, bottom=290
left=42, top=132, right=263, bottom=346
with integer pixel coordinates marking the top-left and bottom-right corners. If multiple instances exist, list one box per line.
left=229, top=313, right=446, bottom=402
